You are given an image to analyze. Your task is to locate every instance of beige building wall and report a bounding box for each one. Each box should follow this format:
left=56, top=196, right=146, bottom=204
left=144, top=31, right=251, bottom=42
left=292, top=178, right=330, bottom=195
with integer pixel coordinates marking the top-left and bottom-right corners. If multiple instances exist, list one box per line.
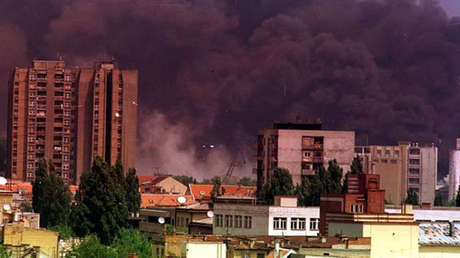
left=3, top=224, right=59, bottom=258
left=328, top=222, right=418, bottom=258
left=419, top=246, right=460, bottom=258
left=420, top=146, right=437, bottom=205
left=157, top=177, right=187, bottom=194
left=186, top=243, right=226, bottom=258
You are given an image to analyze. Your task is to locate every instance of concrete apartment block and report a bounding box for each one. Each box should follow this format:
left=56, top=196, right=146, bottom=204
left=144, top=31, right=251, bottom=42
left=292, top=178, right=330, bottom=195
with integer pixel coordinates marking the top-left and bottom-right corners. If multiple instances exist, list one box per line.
left=7, top=59, right=138, bottom=184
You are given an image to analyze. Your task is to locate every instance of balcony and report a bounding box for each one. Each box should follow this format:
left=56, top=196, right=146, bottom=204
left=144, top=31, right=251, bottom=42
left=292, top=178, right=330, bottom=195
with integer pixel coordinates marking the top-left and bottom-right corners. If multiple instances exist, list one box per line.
left=139, top=221, right=165, bottom=234
left=302, top=143, right=323, bottom=150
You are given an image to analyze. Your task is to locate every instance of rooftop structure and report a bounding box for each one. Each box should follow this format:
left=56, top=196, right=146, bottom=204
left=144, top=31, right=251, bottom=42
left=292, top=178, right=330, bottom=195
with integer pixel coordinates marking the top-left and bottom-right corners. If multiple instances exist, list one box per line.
left=188, top=184, right=256, bottom=202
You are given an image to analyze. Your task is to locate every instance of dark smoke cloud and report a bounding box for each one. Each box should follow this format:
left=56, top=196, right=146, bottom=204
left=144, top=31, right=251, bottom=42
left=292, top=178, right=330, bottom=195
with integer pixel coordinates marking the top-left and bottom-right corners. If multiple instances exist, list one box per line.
left=1, top=0, right=459, bottom=177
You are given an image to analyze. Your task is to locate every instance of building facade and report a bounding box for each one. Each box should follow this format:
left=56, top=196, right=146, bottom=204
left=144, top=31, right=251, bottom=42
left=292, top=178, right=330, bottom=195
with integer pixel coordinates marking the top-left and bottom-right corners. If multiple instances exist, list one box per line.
left=7, top=59, right=137, bottom=184
left=213, top=196, right=320, bottom=237
left=256, top=122, right=355, bottom=191
left=355, top=142, right=438, bottom=205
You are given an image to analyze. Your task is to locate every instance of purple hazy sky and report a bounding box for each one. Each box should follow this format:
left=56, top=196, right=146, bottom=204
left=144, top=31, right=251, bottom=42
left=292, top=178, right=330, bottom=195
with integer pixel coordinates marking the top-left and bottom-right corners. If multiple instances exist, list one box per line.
left=439, top=0, right=460, bottom=17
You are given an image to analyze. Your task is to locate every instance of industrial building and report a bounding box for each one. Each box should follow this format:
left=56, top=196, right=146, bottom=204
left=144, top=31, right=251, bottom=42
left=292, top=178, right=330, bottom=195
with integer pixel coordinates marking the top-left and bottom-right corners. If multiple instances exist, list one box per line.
left=355, top=142, right=438, bottom=205
left=7, top=59, right=137, bottom=184
left=255, top=121, right=355, bottom=192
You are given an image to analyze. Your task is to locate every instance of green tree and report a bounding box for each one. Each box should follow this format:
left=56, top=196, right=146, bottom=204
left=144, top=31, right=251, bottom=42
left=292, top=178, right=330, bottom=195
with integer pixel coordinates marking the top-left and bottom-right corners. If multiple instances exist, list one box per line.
left=126, top=168, right=141, bottom=216
left=405, top=188, right=419, bottom=205
left=261, top=168, right=295, bottom=205
left=296, top=160, right=343, bottom=206
left=0, top=244, right=11, bottom=258
left=350, top=157, right=363, bottom=174
left=65, top=235, right=116, bottom=258
left=434, top=192, right=443, bottom=206
left=32, top=160, right=72, bottom=228
left=238, top=177, right=256, bottom=186
left=72, top=157, right=129, bottom=245
left=201, top=176, right=221, bottom=185
left=173, top=175, right=197, bottom=186
left=112, top=229, right=152, bottom=258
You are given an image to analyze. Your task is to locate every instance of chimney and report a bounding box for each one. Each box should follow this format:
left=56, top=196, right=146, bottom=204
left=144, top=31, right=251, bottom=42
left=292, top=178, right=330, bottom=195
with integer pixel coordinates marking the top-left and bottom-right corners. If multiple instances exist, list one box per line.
left=449, top=221, right=455, bottom=237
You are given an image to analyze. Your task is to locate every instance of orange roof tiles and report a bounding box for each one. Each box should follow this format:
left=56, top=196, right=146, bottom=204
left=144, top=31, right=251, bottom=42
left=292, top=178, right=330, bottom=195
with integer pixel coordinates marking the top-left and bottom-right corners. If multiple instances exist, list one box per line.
left=188, top=184, right=257, bottom=201
left=141, top=194, right=195, bottom=208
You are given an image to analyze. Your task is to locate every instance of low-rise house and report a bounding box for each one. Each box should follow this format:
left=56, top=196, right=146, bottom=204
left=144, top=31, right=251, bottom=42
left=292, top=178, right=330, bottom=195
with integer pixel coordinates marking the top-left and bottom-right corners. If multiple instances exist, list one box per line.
left=139, top=176, right=187, bottom=194
left=141, top=194, right=194, bottom=208
left=188, top=184, right=256, bottom=202
left=213, top=196, right=320, bottom=237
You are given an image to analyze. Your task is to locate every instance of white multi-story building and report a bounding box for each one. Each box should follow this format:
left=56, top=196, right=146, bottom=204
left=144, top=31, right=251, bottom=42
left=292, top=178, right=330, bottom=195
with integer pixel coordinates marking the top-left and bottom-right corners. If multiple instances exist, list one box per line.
left=449, top=138, right=460, bottom=200
left=213, top=196, right=320, bottom=237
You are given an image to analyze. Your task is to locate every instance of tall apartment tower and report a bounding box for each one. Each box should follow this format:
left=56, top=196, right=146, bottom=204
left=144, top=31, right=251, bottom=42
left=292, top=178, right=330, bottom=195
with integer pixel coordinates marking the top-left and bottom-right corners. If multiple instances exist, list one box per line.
left=7, top=60, right=137, bottom=184
left=355, top=142, right=438, bottom=205
left=255, top=122, right=355, bottom=195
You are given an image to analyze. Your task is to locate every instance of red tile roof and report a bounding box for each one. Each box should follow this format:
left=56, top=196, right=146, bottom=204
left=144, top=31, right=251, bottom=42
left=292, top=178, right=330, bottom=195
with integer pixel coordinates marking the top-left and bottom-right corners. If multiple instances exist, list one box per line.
left=141, top=194, right=195, bottom=208
left=189, top=184, right=257, bottom=201
left=138, top=175, right=158, bottom=184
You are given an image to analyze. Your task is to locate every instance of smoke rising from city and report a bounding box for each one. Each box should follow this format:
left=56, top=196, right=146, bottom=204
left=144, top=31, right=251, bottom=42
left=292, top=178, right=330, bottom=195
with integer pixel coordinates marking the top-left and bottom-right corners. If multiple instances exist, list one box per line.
left=1, top=0, right=460, bottom=177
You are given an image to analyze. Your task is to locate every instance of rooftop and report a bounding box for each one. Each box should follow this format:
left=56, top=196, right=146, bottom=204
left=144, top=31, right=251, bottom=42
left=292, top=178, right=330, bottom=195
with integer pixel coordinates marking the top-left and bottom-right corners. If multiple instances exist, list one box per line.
left=419, top=222, right=460, bottom=246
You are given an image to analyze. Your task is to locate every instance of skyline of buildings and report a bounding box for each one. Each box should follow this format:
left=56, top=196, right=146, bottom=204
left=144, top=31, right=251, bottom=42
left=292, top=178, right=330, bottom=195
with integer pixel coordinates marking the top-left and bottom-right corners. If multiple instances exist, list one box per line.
left=6, top=59, right=137, bottom=184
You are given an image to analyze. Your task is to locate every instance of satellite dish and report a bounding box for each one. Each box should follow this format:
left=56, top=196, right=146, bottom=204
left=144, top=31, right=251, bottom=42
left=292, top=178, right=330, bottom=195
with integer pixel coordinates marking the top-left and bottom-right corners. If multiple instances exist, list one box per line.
left=0, top=177, right=7, bottom=186
left=207, top=211, right=214, bottom=218
left=3, top=204, right=10, bottom=211
left=158, top=217, right=165, bottom=224
left=177, top=196, right=186, bottom=204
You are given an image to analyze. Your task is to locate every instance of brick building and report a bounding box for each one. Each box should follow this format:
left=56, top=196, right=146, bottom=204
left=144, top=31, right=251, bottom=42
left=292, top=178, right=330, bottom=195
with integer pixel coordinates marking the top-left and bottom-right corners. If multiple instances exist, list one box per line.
left=7, top=59, right=137, bottom=184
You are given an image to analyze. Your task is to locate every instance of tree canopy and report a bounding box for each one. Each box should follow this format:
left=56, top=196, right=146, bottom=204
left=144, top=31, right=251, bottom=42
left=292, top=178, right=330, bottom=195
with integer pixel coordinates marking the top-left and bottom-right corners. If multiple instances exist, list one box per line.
left=32, top=160, right=72, bottom=228
left=261, top=168, right=295, bottom=205
left=297, top=160, right=344, bottom=206
left=238, top=177, right=256, bottom=186
left=405, top=188, right=419, bottom=205
left=173, top=175, right=197, bottom=186
left=71, top=157, right=140, bottom=245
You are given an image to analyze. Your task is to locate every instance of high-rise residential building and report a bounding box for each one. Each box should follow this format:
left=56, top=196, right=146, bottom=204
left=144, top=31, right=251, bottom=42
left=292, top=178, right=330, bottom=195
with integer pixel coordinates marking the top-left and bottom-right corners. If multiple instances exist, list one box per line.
left=255, top=122, right=355, bottom=194
left=355, top=142, right=438, bottom=205
left=448, top=138, right=460, bottom=201
left=7, top=59, right=137, bottom=184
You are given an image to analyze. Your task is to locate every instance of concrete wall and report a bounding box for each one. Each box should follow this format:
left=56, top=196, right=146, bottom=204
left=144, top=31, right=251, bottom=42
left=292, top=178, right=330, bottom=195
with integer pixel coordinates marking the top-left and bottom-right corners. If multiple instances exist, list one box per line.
left=277, top=130, right=355, bottom=185
left=328, top=222, right=364, bottom=237
left=186, top=243, right=226, bottom=258
left=419, top=246, right=460, bottom=258
left=449, top=150, right=460, bottom=201
left=420, top=146, right=437, bottom=205
left=213, top=203, right=269, bottom=236
left=363, top=224, right=419, bottom=258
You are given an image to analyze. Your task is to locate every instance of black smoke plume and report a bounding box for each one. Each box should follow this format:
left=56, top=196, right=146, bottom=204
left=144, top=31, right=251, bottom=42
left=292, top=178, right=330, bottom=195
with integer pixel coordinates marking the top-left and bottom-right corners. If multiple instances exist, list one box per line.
left=0, top=0, right=459, bottom=178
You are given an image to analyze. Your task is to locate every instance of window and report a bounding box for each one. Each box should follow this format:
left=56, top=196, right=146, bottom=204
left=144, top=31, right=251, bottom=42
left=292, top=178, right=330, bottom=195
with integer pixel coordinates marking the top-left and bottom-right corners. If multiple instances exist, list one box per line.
left=244, top=216, right=252, bottom=229
left=409, top=159, right=420, bottom=165
left=291, top=218, right=306, bottom=230
left=257, top=254, right=265, bottom=258
left=64, top=155, right=69, bottom=162
left=234, top=215, right=242, bottom=228
left=385, top=150, right=390, bottom=155
left=28, top=136, right=34, bottom=143
left=64, top=120, right=70, bottom=127
left=409, top=168, right=420, bottom=175
left=225, top=215, right=233, bottom=228
left=64, top=110, right=71, bottom=116
left=390, top=159, right=397, bottom=164
left=350, top=204, right=364, bottom=213
left=310, top=218, right=319, bottom=231
left=409, top=178, right=420, bottom=184
left=273, top=217, right=287, bottom=230
left=215, top=215, right=223, bottom=227
left=409, top=149, right=420, bottom=155
left=381, top=159, right=387, bottom=163
left=376, top=150, right=382, bottom=155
